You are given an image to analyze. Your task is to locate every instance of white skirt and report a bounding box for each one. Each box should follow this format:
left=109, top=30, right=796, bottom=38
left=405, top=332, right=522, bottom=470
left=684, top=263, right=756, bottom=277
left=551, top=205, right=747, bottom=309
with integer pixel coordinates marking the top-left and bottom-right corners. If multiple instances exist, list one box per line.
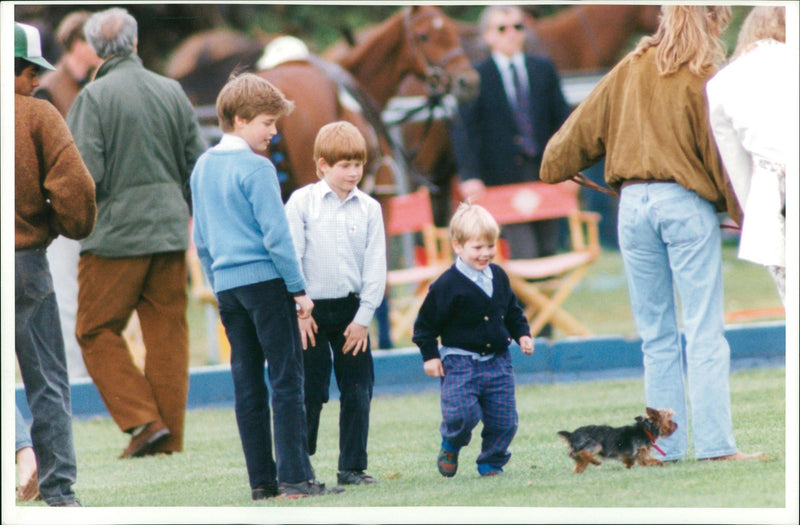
left=738, top=156, right=785, bottom=268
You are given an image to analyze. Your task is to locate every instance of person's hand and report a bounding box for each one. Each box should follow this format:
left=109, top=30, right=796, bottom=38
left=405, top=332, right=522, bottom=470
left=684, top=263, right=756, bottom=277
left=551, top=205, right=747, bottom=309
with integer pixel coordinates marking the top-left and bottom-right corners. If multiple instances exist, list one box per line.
left=459, top=178, right=486, bottom=202
left=298, top=315, right=318, bottom=350
left=519, top=335, right=534, bottom=355
left=343, top=322, right=369, bottom=356
left=423, top=358, right=444, bottom=377
left=294, top=294, right=313, bottom=320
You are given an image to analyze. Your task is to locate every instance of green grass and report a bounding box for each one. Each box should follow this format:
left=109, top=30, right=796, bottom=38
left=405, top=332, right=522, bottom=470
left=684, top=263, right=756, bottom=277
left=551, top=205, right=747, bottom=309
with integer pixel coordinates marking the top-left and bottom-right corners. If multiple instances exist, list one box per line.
left=558, top=240, right=784, bottom=339
left=17, top=367, right=786, bottom=513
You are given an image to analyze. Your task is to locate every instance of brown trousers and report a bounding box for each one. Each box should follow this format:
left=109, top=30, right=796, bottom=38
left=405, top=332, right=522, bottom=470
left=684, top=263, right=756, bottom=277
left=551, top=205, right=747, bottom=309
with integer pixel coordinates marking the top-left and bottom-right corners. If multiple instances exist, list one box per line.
left=76, top=251, right=189, bottom=452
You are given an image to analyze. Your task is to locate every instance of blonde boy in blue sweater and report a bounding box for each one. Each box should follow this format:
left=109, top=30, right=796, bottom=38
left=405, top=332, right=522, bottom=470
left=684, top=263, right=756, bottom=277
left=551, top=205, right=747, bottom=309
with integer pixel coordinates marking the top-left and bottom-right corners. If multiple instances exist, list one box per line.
left=190, top=73, right=342, bottom=499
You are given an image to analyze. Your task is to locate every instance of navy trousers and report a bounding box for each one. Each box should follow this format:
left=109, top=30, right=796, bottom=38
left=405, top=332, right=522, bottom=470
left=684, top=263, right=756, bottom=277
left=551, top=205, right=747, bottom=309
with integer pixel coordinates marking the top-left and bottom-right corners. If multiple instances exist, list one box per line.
left=440, top=351, right=518, bottom=471
left=217, top=279, right=315, bottom=488
left=303, top=294, right=374, bottom=472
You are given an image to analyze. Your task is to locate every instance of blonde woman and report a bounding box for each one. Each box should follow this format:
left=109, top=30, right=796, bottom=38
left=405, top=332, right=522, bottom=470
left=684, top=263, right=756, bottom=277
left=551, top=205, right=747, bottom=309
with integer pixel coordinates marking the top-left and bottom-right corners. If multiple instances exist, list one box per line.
left=707, top=6, right=788, bottom=304
left=540, top=6, right=764, bottom=462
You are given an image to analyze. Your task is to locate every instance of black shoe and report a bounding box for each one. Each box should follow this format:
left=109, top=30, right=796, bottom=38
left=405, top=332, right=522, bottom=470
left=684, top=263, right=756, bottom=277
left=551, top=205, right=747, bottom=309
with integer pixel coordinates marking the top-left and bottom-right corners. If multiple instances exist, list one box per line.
left=252, top=483, right=279, bottom=500
left=337, top=470, right=378, bottom=485
left=51, top=499, right=81, bottom=507
left=278, top=480, right=344, bottom=498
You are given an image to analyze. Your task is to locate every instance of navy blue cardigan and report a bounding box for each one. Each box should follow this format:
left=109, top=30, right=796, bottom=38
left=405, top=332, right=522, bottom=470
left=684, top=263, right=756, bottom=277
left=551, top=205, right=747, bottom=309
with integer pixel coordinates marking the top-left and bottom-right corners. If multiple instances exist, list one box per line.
left=412, top=263, right=531, bottom=362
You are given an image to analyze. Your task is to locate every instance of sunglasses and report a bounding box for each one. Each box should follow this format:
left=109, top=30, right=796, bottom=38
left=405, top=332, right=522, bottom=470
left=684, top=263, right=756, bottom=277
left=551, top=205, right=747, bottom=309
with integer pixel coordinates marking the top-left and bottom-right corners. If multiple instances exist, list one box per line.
left=497, top=23, right=524, bottom=33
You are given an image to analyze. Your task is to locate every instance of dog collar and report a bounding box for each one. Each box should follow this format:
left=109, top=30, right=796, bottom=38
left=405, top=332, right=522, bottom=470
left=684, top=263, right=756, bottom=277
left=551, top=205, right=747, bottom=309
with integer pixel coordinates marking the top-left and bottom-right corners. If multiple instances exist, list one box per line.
left=644, top=428, right=666, bottom=456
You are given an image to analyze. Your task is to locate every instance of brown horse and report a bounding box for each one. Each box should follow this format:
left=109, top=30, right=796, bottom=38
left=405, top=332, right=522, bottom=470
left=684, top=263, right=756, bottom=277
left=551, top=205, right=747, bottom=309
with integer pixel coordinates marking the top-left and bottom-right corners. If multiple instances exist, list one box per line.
left=392, top=4, right=661, bottom=224
left=534, top=4, right=661, bottom=72
left=165, top=29, right=273, bottom=107
left=257, top=5, right=479, bottom=205
left=458, top=5, right=662, bottom=74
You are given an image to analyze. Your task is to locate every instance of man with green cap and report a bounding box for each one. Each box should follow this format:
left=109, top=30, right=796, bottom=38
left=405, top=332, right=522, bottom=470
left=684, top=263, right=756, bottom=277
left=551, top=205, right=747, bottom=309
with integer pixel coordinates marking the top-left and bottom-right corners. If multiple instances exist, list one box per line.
left=15, top=20, right=97, bottom=507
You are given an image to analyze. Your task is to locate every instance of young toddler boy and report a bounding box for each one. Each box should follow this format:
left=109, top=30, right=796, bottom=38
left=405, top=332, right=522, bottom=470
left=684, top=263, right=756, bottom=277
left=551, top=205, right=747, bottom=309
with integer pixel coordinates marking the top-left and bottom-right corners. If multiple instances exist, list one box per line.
left=412, top=202, right=534, bottom=477
left=285, top=121, right=386, bottom=486
left=190, top=73, right=341, bottom=499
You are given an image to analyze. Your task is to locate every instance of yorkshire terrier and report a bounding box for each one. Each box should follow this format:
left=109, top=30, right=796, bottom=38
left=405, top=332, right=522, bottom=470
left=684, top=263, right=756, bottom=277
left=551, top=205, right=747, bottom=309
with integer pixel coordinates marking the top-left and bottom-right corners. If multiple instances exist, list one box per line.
left=557, top=407, right=678, bottom=473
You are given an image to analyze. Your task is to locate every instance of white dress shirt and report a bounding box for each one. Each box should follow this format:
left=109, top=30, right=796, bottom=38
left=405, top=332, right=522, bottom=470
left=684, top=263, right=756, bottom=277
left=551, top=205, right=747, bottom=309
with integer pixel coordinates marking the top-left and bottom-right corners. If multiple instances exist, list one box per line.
left=492, top=51, right=529, bottom=109
left=284, top=180, right=386, bottom=327
left=707, top=39, right=790, bottom=268
left=214, top=133, right=250, bottom=151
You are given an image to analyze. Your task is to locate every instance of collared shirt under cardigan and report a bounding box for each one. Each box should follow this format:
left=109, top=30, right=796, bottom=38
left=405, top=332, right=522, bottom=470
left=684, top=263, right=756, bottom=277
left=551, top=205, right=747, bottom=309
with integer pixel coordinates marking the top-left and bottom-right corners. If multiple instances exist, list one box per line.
left=439, top=257, right=496, bottom=363
left=284, top=179, right=386, bottom=328
left=413, top=262, right=530, bottom=363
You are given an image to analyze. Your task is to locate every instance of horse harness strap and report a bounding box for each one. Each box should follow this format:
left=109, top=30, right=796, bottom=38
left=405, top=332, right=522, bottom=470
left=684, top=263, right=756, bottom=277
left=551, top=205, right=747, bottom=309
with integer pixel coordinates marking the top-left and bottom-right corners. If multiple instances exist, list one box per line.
left=307, top=55, right=395, bottom=151
left=307, top=55, right=438, bottom=194
left=570, top=172, right=617, bottom=197
left=570, top=172, right=741, bottom=232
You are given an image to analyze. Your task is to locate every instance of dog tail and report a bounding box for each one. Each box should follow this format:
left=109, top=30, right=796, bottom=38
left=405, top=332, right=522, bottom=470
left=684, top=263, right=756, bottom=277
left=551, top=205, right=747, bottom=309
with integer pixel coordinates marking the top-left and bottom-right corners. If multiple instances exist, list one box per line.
left=557, top=430, right=571, bottom=440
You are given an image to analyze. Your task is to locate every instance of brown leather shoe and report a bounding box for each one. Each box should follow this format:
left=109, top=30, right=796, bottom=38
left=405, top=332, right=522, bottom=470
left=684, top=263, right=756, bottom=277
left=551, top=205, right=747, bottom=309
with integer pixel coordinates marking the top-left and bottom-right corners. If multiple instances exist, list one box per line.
left=119, top=420, right=171, bottom=459
left=16, top=470, right=40, bottom=502
left=702, top=451, right=768, bottom=461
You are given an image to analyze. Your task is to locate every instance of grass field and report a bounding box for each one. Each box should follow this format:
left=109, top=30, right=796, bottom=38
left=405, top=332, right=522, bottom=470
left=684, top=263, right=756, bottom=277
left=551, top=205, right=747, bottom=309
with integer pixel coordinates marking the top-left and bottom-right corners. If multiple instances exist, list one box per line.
left=14, top=367, right=788, bottom=520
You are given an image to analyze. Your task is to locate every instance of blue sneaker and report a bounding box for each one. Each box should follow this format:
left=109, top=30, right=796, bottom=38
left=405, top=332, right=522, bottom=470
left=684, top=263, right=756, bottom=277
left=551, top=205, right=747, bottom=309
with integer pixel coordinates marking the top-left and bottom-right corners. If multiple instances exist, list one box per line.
left=437, top=447, right=459, bottom=477
left=478, top=464, right=503, bottom=477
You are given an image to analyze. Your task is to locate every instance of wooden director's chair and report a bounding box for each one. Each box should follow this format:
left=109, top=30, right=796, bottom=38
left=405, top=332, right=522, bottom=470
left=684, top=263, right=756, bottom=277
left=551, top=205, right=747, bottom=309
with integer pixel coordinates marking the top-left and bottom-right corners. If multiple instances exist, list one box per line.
left=386, top=187, right=452, bottom=343
left=474, top=181, right=602, bottom=337
left=186, top=222, right=231, bottom=364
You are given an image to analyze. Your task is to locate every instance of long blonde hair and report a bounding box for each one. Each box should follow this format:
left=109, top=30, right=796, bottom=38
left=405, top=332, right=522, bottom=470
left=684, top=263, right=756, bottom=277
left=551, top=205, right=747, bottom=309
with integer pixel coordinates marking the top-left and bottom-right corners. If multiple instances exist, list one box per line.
left=733, top=6, right=785, bottom=59
left=634, top=5, right=731, bottom=76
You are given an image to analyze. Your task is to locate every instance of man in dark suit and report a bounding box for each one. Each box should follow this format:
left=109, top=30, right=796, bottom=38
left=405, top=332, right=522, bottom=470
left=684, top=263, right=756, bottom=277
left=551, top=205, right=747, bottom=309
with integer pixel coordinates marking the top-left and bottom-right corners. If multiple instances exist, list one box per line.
left=452, top=4, right=571, bottom=259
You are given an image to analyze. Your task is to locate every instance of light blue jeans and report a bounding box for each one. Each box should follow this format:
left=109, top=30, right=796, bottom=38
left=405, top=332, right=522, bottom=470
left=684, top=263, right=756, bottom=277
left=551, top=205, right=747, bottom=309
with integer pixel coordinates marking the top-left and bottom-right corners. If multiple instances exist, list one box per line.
left=16, top=404, right=33, bottom=451
left=617, top=183, right=737, bottom=460
left=16, top=248, right=78, bottom=505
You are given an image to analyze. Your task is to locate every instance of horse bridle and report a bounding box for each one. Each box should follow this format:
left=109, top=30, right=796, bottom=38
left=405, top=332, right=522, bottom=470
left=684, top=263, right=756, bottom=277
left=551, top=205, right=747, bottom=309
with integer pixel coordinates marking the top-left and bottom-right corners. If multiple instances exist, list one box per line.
left=403, top=7, right=471, bottom=98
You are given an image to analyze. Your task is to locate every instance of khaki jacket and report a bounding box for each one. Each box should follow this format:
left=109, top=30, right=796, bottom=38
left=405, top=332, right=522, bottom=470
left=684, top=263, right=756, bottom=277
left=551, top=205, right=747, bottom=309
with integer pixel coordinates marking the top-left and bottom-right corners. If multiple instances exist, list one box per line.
left=540, top=47, right=741, bottom=224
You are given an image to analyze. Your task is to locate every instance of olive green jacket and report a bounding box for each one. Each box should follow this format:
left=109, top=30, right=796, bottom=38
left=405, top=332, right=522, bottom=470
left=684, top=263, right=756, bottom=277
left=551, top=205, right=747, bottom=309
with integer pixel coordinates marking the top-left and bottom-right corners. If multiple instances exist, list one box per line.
left=540, top=47, right=741, bottom=224
left=67, top=54, right=207, bottom=257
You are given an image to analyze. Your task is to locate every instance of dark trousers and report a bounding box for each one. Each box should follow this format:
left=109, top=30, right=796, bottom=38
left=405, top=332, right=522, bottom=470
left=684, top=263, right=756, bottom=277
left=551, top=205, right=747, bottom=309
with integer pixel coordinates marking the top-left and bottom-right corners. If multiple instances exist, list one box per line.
left=304, top=294, right=374, bottom=472
left=502, top=221, right=561, bottom=259
left=500, top=156, right=562, bottom=259
left=15, top=248, right=78, bottom=506
left=217, top=279, right=315, bottom=488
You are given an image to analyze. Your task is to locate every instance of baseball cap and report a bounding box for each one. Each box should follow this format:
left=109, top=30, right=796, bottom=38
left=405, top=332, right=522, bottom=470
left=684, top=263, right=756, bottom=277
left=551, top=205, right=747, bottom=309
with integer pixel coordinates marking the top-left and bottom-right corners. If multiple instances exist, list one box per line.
left=15, top=22, right=56, bottom=71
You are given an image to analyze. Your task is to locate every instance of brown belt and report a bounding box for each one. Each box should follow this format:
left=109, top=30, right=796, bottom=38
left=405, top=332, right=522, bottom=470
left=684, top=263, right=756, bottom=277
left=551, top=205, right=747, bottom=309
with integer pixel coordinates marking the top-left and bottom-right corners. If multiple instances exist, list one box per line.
left=620, top=179, right=676, bottom=189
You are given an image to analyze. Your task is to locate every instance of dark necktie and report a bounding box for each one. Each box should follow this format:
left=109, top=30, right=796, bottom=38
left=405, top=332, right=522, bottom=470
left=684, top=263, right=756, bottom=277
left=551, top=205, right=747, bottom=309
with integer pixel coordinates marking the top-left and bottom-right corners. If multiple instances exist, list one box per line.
left=508, top=62, right=538, bottom=158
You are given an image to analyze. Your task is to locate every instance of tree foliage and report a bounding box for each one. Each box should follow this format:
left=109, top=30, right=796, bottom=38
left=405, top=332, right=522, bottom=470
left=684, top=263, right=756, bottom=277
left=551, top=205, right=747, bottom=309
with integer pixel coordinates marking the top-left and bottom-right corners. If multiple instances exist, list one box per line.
left=15, top=4, right=752, bottom=76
